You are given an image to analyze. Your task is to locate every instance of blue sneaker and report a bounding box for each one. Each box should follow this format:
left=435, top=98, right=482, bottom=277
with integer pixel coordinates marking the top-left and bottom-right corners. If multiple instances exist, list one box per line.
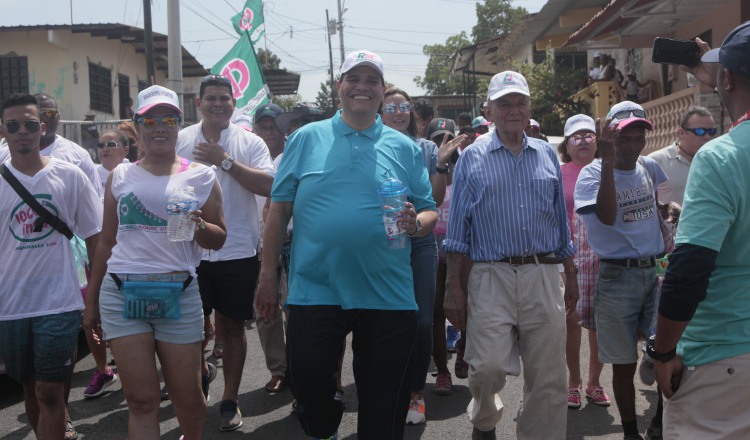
left=446, top=325, right=460, bottom=353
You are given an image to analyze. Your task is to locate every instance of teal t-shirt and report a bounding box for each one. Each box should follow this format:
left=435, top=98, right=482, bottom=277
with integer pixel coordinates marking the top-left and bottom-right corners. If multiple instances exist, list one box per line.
left=272, top=111, right=435, bottom=310
left=676, top=121, right=750, bottom=366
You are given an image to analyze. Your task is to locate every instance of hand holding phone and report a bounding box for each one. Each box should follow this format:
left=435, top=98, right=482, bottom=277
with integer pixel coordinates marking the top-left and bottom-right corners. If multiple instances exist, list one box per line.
left=652, top=37, right=701, bottom=67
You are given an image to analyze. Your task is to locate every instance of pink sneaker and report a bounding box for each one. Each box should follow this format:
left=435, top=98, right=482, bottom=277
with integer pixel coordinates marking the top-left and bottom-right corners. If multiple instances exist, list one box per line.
left=585, top=385, right=611, bottom=406
left=567, top=385, right=582, bottom=409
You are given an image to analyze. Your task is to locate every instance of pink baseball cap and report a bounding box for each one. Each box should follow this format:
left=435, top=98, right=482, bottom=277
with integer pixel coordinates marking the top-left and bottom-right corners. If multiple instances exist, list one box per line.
left=606, top=101, right=653, bottom=130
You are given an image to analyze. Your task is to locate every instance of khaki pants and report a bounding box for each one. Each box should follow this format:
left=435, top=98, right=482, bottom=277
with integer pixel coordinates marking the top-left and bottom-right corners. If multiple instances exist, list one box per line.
left=254, top=260, right=288, bottom=377
left=664, top=352, right=750, bottom=439
left=465, top=262, right=567, bottom=439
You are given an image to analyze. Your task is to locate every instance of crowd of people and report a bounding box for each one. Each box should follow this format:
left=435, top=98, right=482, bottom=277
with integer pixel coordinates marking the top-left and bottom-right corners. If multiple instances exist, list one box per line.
left=1, top=20, right=750, bottom=440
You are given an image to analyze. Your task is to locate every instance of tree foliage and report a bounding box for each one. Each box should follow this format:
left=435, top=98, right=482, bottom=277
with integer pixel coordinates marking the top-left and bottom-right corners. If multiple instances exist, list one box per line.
left=315, top=77, right=339, bottom=115
left=257, top=48, right=281, bottom=70
left=272, top=94, right=302, bottom=111
left=472, top=0, right=527, bottom=42
left=512, top=49, right=590, bottom=135
left=414, top=32, right=472, bottom=95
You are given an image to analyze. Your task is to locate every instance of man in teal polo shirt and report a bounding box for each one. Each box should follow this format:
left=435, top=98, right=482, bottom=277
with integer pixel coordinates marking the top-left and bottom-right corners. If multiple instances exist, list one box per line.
left=654, top=21, right=750, bottom=439
left=255, top=50, right=437, bottom=440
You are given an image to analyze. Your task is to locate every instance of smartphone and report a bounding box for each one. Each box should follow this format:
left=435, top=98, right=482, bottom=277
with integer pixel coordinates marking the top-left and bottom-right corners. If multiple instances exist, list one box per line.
left=652, top=37, right=701, bottom=68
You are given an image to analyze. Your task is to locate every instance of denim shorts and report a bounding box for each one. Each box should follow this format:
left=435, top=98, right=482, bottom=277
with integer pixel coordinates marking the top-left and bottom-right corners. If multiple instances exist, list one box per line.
left=594, top=262, right=658, bottom=364
left=100, top=273, right=204, bottom=344
left=0, top=310, right=81, bottom=383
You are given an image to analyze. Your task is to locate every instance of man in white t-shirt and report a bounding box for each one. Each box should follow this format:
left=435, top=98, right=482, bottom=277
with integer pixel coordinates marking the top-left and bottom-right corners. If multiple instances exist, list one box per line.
left=574, top=101, right=667, bottom=440
left=176, top=74, right=275, bottom=432
left=0, top=93, right=102, bottom=440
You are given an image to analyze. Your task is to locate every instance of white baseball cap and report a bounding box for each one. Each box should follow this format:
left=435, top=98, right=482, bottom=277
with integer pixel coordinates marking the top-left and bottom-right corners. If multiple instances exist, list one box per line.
left=134, top=85, right=182, bottom=117
left=594, top=51, right=602, bottom=57
left=487, top=71, right=530, bottom=101
left=529, top=118, right=540, bottom=129
left=564, top=114, right=596, bottom=137
left=606, top=101, right=653, bottom=130
left=340, top=50, right=384, bottom=77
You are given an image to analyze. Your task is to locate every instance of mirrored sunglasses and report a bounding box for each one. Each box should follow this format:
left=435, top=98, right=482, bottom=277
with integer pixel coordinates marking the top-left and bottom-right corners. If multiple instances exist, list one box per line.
left=569, top=134, right=596, bottom=145
left=97, top=141, right=120, bottom=148
left=682, top=127, right=717, bottom=136
left=611, top=108, right=646, bottom=121
left=2, top=120, right=41, bottom=134
left=135, top=115, right=181, bottom=129
left=40, top=108, right=60, bottom=120
left=383, top=102, right=412, bottom=113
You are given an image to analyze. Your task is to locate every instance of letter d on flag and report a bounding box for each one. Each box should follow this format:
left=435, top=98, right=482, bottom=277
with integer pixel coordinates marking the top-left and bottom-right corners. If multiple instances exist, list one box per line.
left=211, top=37, right=269, bottom=117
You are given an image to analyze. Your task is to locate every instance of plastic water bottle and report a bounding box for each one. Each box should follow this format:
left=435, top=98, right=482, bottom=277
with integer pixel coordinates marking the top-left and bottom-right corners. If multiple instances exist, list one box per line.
left=167, top=186, right=198, bottom=242
left=377, top=178, right=409, bottom=249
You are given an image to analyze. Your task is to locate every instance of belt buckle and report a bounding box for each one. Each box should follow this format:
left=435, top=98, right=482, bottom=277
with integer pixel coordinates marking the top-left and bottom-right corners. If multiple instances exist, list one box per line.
left=507, top=257, right=521, bottom=266
left=636, top=257, right=652, bottom=267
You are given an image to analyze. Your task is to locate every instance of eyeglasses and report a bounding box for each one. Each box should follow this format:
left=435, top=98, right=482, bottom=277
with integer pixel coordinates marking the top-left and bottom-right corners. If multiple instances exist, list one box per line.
left=610, top=108, right=646, bottom=121
left=135, top=115, right=181, bottom=129
left=40, top=108, right=60, bottom=120
left=682, top=126, right=717, bottom=136
left=201, top=74, right=232, bottom=87
left=97, top=141, right=120, bottom=148
left=2, top=120, right=41, bottom=134
left=383, top=102, right=412, bottom=113
left=569, top=134, right=596, bottom=145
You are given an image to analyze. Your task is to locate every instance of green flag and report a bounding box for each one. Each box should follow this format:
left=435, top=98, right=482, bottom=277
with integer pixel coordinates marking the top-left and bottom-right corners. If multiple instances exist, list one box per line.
left=211, top=37, right=269, bottom=116
left=231, top=0, right=265, bottom=44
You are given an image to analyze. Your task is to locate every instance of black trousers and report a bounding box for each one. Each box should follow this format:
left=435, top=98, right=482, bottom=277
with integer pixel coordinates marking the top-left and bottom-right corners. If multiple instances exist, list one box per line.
left=286, top=305, right=418, bottom=440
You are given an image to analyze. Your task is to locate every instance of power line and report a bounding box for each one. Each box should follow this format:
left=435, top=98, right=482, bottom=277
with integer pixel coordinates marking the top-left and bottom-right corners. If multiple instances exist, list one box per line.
left=181, top=1, right=236, bottom=39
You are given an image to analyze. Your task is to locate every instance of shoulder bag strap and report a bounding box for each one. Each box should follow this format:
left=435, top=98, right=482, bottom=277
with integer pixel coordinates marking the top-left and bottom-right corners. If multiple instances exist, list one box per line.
left=0, top=164, right=74, bottom=240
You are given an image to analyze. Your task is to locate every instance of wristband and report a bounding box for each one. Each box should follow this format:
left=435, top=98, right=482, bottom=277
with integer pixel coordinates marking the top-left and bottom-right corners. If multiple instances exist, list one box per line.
left=436, top=166, right=449, bottom=175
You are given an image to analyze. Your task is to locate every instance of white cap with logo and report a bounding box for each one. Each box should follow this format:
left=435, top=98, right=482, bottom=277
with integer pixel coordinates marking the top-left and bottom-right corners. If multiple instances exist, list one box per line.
left=340, top=50, right=384, bottom=77
left=564, top=114, right=596, bottom=137
left=488, top=71, right=530, bottom=102
left=134, top=85, right=182, bottom=117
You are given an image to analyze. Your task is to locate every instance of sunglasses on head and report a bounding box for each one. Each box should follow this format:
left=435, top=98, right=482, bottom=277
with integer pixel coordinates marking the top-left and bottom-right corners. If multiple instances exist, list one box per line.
left=135, top=115, right=181, bottom=129
left=40, top=108, right=60, bottom=120
left=97, top=141, right=120, bottom=148
left=201, top=74, right=232, bottom=86
left=569, top=133, right=596, bottom=145
left=383, top=102, right=412, bottom=113
left=610, top=108, right=646, bottom=121
left=682, top=126, right=717, bottom=136
left=2, top=120, right=41, bottom=134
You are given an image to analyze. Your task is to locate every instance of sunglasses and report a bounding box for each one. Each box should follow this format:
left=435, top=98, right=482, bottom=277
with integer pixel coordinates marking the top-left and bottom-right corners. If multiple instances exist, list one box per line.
left=569, top=133, right=596, bottom=145
left=682, top=126, right=717, bottom=136
left=97, top=141, right=120, bottom=148
left=610, top=109, right=646, bottom=121
left=201, top=74, right=232, bottom=86
left=2, top=120, right=41, bottom=134
left=135, top=115, right=181, bottom=129
left=40, top=108, right=60, bottom=120
left=383, top=102, right=412, bottom=113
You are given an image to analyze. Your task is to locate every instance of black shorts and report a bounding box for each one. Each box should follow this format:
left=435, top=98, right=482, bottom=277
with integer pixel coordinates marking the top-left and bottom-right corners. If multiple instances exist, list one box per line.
left=196, top=256, right=259, bottom=321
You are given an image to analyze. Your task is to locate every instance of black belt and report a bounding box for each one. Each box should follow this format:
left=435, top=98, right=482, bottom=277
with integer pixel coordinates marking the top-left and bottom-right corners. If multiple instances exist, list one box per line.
left=499, top=253, right=562, bottom=265
left=600, top=257, right=656, bottom=268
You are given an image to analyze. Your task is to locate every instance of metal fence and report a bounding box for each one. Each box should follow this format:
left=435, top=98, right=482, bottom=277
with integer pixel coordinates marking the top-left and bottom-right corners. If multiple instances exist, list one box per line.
left=60, top=120, right=129, bottom=164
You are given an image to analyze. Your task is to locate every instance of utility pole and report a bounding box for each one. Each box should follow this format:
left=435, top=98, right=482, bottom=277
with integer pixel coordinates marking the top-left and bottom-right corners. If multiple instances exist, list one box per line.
left=337, top=0, right=346, bottom=63
left=326, top=10, right=336, bottom=111
left=167, top=0, right=183, bottom=106
left=143, top=0, right=156, bottom=85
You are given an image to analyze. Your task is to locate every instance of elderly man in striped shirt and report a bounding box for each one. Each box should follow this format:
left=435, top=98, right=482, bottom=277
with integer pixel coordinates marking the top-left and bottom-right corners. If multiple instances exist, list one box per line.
left=443, top=71, right=578, bottom=440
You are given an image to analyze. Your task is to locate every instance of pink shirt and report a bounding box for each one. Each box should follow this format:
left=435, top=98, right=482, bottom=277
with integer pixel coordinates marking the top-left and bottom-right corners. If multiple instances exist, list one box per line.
left=561, top=161, right=586, bottom=236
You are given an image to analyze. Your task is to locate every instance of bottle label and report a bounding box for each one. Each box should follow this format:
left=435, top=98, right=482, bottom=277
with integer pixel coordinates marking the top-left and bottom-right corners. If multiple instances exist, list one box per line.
left=383, top=214, right=401, bottom=240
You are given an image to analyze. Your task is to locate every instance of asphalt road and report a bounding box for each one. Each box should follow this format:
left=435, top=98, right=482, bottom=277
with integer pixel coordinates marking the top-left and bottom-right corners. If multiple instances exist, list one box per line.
left=0, top=321, right=659, bottom=439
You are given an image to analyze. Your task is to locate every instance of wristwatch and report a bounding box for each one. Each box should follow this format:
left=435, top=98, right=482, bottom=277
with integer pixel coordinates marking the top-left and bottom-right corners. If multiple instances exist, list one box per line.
left=646, top=338, right=677, bottom=363
left=436, top=166, right=449, bottom=175
left=408, top=218, right=422, bottom=237
left=563, top=265, right=579, bottom=274
left=220, top=156, right=235, bottom=172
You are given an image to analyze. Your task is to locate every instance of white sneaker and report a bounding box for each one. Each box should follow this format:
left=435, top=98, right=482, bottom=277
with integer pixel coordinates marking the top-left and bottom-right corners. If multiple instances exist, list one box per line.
left=639, top=343, right=656, bottom=386
left=405, top=396, right=426, bottom=425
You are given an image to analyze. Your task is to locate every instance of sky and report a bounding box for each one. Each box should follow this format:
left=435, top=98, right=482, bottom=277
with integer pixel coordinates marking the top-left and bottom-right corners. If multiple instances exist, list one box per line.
left=0, top=0, right=547, bottom=102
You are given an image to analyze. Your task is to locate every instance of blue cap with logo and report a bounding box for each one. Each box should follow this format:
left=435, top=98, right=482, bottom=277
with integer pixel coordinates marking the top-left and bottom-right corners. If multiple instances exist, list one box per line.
left=253, top=103, right=283, bottom=124
left=702, top=21, right=750, bottom=78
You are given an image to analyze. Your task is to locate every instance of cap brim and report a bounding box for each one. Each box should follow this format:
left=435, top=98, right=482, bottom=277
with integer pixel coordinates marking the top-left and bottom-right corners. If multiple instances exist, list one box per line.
left=701, top=48, right=720, bottom=63
left=488, top=87, right=530, bottom=101
left=135, top=102, right=182, bottom=116
left=341, top=61, right=383, bottom=77
left=429, top=129, right=453, bottom=140
left=614, top=117, right=653, bottom=130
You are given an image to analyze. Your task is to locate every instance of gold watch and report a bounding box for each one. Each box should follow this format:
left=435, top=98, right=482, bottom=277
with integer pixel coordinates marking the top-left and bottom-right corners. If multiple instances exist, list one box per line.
left=563, top=265, right=578, bottom=274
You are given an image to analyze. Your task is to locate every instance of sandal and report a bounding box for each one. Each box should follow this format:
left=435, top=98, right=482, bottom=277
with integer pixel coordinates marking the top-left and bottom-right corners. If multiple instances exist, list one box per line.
left=65, top=417, right=78, bottom=440
left=264, top=375, right=286, bottom=394
left=212, top=343, right=224, bottom=359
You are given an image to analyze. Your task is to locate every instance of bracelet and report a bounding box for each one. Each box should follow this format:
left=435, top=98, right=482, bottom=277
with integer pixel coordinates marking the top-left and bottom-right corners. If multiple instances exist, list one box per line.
left=563, top=265, right=578, bottom=274
left=436, top=166, right=449, bottom=175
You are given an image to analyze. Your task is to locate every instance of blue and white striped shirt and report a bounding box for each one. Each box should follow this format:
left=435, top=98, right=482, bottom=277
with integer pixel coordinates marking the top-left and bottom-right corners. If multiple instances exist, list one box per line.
left=443, top=131, right=575, bottom=261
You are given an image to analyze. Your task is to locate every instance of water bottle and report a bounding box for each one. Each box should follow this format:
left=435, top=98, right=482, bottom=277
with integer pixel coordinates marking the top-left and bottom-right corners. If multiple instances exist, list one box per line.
left=167, top=186, right=198, bottom=242
left=377, top=178, right=409, bottom=249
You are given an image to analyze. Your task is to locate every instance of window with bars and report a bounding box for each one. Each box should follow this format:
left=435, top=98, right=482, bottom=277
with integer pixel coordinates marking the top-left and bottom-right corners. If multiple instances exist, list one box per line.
left=0, top=56, right=29, bottom=102
left=183, top=93, right=197, bottom=122
left=88, top=62, right=113, bottom=114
